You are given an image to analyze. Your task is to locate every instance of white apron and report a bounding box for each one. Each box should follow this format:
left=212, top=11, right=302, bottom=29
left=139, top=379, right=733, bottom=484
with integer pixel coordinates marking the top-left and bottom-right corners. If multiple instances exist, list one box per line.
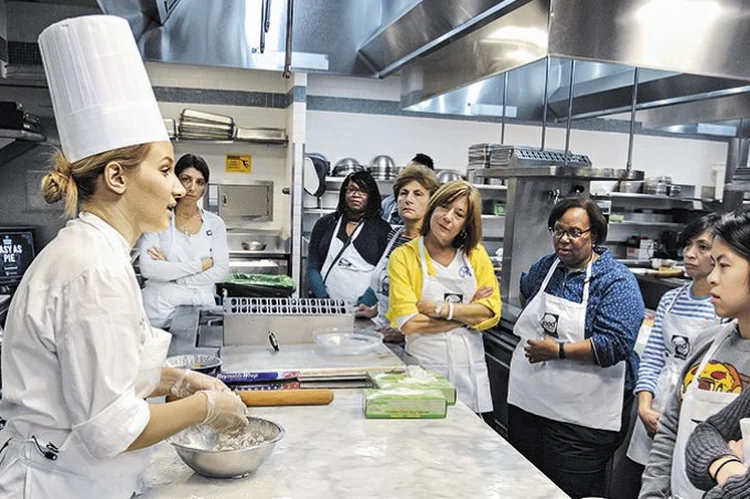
left=371, top=227, right=404, bottom=328
left=627, top=285, right=721, bottom=465
left=404, top=238, right=493, bottom=413
left=671, top=324, right=738, bottom=499
left=321, top=216, right=375, bottom=304
left=507, top=258, right=626, bottom=431
left=142, top=214, right=216, bottom=328
left=0, top=325, right=171, bottom=499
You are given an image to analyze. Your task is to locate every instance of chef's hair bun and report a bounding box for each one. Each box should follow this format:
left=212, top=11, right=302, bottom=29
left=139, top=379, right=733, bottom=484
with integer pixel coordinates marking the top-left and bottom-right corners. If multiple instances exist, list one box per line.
left=42, top=151, right=77, bottom=215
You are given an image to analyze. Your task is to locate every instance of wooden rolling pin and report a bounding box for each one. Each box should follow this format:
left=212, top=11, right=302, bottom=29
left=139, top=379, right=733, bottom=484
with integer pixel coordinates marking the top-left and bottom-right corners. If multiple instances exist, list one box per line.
left=236, top=389, right=334, bottom=407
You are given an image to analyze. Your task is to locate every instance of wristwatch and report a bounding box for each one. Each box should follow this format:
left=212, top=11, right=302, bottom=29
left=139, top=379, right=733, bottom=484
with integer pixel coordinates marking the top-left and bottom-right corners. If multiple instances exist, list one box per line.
left=558, top=342, right=566, bottom=360
left=435, top=302, right=444, bottom=318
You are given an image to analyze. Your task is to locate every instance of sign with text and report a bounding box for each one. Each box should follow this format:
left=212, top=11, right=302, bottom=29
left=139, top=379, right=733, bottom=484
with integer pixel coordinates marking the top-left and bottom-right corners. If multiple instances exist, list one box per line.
left=0, top=229, right=35, bottom=282
left=225, top=154, right=253, bottom=173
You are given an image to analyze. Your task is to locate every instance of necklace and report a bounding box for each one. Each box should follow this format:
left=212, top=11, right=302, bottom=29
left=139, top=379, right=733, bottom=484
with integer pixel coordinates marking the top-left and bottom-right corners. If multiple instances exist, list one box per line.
left=176, top=210, right=202, bottom=235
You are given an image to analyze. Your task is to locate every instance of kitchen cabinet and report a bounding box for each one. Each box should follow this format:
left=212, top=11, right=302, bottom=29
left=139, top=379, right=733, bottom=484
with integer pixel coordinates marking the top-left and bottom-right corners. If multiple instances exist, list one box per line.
left=483, top=323, right=519, bottom=438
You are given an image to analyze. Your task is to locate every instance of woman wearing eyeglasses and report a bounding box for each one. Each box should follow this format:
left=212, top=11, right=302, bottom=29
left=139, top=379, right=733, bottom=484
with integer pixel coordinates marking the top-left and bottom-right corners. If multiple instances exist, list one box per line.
left=138, top=154, right=229, bottom=329
left=306, top=170, right=391, bottom=304
left=507, top=197, right=644, bottom=499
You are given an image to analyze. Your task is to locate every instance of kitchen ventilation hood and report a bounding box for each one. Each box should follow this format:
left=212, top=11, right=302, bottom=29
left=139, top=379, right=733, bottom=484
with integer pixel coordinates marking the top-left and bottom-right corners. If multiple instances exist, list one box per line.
left=395, top=0, right=750, bottom=137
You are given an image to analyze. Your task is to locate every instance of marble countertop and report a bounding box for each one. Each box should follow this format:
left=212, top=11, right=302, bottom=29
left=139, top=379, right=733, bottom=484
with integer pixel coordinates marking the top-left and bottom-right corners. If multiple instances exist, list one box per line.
left=141, top=390, right=568, bottom=499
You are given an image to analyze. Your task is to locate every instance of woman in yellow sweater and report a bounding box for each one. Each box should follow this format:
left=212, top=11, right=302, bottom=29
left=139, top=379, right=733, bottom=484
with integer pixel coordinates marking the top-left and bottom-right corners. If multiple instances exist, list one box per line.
left=387, top=181, right=501, bottom=414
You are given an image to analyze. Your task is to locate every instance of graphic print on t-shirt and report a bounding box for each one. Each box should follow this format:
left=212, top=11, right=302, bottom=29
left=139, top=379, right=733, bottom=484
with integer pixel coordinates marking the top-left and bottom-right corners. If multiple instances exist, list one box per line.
left=681, top=360, right=744, bottom=396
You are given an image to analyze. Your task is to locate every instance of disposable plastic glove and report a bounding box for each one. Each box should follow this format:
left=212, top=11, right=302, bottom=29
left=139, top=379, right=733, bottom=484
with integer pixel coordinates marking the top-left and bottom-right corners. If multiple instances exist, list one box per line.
left=170, top=369, right=231, bottom=399
left=200, top=390, right=249, bottom=431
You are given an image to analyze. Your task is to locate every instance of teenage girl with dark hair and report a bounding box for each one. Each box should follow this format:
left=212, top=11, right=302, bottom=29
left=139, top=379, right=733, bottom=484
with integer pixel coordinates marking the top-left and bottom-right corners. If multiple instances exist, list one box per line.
left=641, top=207, right=750, bottom=499
left=628, top=214, right=723, bottom=468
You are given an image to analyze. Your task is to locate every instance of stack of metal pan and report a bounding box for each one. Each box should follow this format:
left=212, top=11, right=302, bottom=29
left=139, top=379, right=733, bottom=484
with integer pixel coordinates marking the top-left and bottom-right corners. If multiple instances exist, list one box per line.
left=178, top=109, right=234, bottom=140
left=367, top=155, right=399, bottom=180
left=332, top=158, right=365, bottom=177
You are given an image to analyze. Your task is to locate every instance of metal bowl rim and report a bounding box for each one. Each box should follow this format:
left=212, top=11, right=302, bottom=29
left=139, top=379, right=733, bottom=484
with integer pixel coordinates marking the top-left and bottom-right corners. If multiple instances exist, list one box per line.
left=165, top=354, right=223, bottom=370
left=168, top=417, right=285, bottom=455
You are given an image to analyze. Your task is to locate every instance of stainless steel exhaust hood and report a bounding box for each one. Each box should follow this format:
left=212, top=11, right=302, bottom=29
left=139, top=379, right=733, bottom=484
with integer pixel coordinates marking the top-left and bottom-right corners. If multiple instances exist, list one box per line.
left=397, top=0, right=750, bottom=137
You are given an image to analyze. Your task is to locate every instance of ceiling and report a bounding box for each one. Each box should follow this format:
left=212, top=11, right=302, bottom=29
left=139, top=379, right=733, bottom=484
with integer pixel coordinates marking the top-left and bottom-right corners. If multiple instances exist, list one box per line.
left=7, top=0, right=750, bottom=138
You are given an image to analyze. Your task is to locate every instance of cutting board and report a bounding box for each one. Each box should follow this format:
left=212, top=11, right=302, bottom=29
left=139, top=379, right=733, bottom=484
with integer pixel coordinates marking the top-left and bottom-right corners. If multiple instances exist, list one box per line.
left=220, top=343, right=405, bottom=377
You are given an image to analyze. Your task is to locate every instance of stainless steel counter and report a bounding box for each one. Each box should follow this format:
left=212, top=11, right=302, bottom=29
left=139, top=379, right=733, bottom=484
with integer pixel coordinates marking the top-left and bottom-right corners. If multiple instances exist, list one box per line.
left=140, top=390, right=569, bottom=499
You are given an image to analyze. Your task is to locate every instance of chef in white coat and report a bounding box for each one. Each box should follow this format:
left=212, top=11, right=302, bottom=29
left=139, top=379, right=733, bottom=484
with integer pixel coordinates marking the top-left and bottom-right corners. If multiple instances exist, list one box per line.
left=387, top=181, right=500, bottom=413
left=139, top=153, right=229, bottom=328
left=0, top=16, right=247, bottom=499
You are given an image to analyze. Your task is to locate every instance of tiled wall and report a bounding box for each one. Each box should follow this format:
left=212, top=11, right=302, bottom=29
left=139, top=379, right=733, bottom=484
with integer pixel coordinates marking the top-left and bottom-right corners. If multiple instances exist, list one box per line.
left=145, top=62, right=300, bottom=237
left=305, top=74, right=729, bottom=193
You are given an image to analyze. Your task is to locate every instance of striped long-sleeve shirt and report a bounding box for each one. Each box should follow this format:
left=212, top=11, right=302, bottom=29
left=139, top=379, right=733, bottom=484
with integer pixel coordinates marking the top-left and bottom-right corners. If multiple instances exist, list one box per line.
left=634, top=284, right=721, bottom=395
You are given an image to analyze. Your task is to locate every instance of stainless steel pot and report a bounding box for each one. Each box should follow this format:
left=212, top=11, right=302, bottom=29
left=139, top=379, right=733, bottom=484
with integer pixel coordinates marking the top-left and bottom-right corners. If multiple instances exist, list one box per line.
left=436, top=169, right=464, bottom=183
left=332, top=158, right=364, bottom=177
left=369, top=155, right=396, bottom=169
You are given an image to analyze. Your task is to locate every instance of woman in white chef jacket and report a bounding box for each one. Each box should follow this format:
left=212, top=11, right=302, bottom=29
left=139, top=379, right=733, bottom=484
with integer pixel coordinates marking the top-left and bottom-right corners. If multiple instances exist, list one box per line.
left=627, top=214, right=722, bottom=469
left=355, top=165, right=441, bottom=341
left=387, top=181, right=501, bottom=413
left=507, top=198, right=644, bottom=499
left=0, top=16, right=247, bottom=499
left=306, top=170, right=391, bottom=304
left=139, top=153, right=229, bottom=329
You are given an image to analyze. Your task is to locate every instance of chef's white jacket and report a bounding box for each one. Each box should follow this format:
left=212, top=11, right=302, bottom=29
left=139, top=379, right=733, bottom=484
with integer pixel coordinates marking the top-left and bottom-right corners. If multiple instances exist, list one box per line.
left=138, top=209, right=229, bottom=328
left=0, top=212, right=151, bottom=459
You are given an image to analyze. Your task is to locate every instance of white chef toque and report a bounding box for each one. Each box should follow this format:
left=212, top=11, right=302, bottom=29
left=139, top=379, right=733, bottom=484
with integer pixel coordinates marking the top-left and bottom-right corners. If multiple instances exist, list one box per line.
left=38, top=15, right=168, bottom=163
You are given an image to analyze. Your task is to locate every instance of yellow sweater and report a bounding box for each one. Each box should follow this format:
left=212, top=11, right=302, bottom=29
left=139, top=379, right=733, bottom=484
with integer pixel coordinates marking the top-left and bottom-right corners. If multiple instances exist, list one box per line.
left=386, top=238, right=501, bottom=331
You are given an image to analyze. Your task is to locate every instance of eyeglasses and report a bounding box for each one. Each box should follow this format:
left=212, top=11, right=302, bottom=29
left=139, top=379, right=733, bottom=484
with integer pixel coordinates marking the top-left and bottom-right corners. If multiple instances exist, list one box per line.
left=345, top=187, right=367, bottom=197
left=549, top=227, right=592, bottom=240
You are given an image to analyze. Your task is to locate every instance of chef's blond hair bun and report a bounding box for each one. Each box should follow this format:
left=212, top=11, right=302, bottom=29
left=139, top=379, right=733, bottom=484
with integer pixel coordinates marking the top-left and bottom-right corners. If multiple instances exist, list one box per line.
left=42, top=144, right=153, bottom=217
left=42, top=151, right=76, bottom=215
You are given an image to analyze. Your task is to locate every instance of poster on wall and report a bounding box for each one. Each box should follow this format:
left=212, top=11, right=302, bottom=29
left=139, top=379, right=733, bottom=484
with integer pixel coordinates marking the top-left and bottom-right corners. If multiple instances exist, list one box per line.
left=225, top=154, right=252, bottom=173
left=0, top=228, right=36, bottom=282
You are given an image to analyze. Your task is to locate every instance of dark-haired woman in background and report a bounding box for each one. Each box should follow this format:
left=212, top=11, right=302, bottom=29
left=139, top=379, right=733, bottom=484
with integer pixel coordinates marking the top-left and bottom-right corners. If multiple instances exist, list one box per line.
left=307, top=170, right=391, bottom=304
left=627, top=214, right=722, bottom=470
left=139, top=153, right=229, bottom=328
left=640, top=208, right=750, bottom=499
left=507, top=197, right=644, bottom=499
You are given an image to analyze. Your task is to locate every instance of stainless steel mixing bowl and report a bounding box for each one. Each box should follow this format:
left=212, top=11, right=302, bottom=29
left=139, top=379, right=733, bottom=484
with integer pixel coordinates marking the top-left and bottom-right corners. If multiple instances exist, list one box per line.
left=168, top=417, right=285, bottom=478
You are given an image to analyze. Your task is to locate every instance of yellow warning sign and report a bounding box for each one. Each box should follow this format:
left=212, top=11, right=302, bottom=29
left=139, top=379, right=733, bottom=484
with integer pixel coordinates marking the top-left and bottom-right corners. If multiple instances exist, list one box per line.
left=225, top=155, right=252, bottom=173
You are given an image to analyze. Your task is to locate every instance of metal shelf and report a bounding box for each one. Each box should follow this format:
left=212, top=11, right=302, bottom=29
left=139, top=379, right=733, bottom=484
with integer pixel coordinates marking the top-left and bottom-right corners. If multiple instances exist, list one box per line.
left=170, top=137, right=287, bottom=146
left=0, top=128, right=45, bottom=142
left=594, top=192, right=716, bottom=203
left=609, top=221, right=684, bottom=228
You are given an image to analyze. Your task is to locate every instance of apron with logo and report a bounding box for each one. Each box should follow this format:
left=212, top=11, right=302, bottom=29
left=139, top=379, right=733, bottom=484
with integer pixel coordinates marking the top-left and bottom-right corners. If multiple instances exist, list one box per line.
left=370, top=227, right=404, bottom=328
left=321, top=216, right=375, bottom=305
left=627, top=285, right=721, bottom=465
left=507, top=258, right=626, bottom=431
left=671, top=324, right=739, bottom=499
left=142, top=214, right=216, bottom=328
left=404, top=238, right=493, bottom=413
left=0, top=323, right=171, bottom=499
